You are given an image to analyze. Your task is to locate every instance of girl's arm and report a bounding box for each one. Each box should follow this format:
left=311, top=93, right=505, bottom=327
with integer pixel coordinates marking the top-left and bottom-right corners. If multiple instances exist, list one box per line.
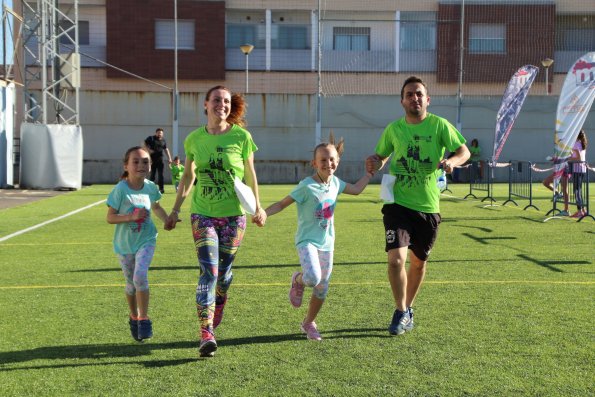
left=343, top=172, right=373, bottom=195
left=243, top=153, right=267, bottom=227
left=152, top=201, right=169, bottom=224
left=265, top=195, right=295, bottom=217
left=165, top=157, right=195, bottom=230
left=106, top=206, right=146, bottom=224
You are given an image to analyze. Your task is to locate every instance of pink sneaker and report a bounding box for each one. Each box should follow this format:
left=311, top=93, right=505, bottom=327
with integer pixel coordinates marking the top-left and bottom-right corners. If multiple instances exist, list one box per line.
left=213, top=295, right=227, bottom=329
left=289, top=272, right=304, bottom=308
left=301, top=321, right=322, bottom=341
left=199, top=328, right=217, bottom=357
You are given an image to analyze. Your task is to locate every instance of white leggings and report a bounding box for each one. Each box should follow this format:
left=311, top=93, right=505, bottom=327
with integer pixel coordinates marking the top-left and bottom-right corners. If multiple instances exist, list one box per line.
left=117, top=245, right=155, bottom=295
left=297, top=244, right=333, bottom=300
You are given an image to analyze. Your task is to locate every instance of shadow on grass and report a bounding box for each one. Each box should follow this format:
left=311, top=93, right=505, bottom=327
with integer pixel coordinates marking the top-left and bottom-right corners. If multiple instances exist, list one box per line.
left=461, top=232, right=517, bottom=245
left=517, top=254, right=591, bottom=273
left=0, top=328, right=390, bottom=370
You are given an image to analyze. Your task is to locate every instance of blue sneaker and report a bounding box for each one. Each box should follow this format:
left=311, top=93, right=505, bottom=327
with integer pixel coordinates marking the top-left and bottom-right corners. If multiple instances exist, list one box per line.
left=388, top=309, right=411, bottom=335
left=138, top=319, right=153, bottom=341
left=405, top=307, right=415, bottom=331
left=129, top=318, right=141, bottom=342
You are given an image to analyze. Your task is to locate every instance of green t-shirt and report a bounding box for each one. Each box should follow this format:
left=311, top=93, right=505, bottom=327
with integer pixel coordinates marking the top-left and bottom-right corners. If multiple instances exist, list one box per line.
left=469, top=145, right=481, bottom=161
left=184, top=124, right=258, bottom=217
left=170, top=163, right=184, bottom=183
left=375, top=113, right=466, bottom=213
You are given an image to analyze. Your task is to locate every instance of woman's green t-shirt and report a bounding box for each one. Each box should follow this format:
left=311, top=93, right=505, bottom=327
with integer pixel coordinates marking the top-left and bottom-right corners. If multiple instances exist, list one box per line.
left=184, top=125, right=257, bottom=217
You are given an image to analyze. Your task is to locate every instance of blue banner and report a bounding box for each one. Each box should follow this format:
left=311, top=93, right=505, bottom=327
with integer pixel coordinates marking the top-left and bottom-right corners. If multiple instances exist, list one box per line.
left=491, top=65, right=539, bottom=164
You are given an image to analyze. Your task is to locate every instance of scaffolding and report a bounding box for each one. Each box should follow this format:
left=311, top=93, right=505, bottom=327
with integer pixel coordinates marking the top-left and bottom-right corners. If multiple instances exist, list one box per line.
left=21, top=0, right=79, bottom=124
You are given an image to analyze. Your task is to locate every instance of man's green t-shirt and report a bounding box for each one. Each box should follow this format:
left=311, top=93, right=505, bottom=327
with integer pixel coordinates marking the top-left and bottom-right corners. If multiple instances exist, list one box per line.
left=184, top=124, right=257, bottom=217
left=375, top=113, right=466, bottom=213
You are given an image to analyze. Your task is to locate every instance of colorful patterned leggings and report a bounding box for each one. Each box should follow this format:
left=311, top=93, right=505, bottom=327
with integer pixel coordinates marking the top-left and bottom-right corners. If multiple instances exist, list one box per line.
left=117, top=245, right=155, bottom=295
left=192, top=214, right=246, bottom=327
left=297, top=244, right=333, bottom=300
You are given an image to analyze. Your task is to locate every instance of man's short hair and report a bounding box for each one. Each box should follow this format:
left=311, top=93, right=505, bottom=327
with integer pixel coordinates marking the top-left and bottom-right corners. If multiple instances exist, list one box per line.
left=155, top=128, right=164, bottom=133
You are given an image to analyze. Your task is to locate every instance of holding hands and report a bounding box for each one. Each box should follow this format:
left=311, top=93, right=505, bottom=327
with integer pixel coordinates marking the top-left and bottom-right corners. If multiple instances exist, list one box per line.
left=251, top=207, right=267, bottom=227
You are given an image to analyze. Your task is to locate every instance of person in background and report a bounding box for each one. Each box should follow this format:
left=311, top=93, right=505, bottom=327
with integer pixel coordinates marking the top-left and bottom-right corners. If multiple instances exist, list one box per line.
left=170, top=156, right=185, bottom=192
left=469, top=138, right=483, bottom=182
left=106, top=146, right=169, bottom=342
left=144, top=128, right=172, bottom=194
left=366, top=76, right=470, bottom=336
left=265, top=134, right=372, bottom=341
left=569, top=130, right=588, bottom=218
left=164, top=85, right=266, bottom=358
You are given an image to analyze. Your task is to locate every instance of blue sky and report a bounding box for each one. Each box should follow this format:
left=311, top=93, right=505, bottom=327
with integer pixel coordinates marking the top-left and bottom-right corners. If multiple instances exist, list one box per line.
left=1, top=0, right=14, bottom=65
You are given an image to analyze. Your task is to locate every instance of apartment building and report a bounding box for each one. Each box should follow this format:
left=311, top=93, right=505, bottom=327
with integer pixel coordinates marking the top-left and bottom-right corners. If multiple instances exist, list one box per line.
left=17, top=0, right=595, bottom=183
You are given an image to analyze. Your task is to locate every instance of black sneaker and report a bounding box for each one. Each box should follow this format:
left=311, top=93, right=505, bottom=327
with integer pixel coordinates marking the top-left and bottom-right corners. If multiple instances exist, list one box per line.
left=138, top=319, right=153, bottom=341
left=129, top=318, right=141, bottom=342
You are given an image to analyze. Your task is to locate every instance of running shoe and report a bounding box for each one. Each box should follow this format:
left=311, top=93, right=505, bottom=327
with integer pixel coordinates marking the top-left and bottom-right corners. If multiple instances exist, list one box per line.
left=289, top=272, right=304, bottom=308
left=405, top=307, right=415, bottom=332
left=137, top=319, right=153, bottom=341
left=388, top=309, right=411, bottom=336
left=129, top=318, right=141, bottom=342
left=199, top=328, right=217, bottom=357
left=213, top=295, right=228, bottom=329
left=300, top=321, right=322, bottom=341
left=558, top=210, right=569, bottom=216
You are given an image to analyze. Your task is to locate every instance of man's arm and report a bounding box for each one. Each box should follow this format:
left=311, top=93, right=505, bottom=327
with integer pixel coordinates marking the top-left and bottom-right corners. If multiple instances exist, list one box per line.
left=438, top=145, right=470, bottom=174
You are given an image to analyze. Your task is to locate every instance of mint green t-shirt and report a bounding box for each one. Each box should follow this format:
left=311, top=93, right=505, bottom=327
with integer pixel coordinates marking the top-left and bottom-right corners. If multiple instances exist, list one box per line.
left=375, top=113, right=466, bottom=213
left=106, top=179, right=162, bottom=255
left=290, top=176, right=346, bottom=251
left=184, top=124, right=258, bottom=217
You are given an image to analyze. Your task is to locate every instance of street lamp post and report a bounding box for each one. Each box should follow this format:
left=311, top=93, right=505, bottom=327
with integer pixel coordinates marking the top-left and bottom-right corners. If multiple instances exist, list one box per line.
left=240, top=44, right=254, bottom=93
left=541, top=57, right=554, bottom=95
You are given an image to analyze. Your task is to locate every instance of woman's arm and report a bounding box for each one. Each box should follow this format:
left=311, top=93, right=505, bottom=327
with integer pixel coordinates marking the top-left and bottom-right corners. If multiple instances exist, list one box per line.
left=243, top=153, right=267, bottom=226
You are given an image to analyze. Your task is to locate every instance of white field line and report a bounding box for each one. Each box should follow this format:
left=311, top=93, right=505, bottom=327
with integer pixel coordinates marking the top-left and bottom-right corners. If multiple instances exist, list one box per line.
left=0, top=199, right=107, bottom=243
left=0, top=280, right=593, bottom=290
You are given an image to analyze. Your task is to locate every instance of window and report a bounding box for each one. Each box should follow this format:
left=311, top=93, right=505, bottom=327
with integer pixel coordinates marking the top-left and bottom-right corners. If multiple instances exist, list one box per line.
left=400, top=12, right=436, bottom=51
left=333, top=27, right=370, bottom=51
left=469, top=24, right=506, bottom=54
left=155, top=20, right=195, bottom=50
left=272, top=25, right=309, bottom=50
left=556, top=15, right=595, bottom=51
left=59, top=20, right=90, bottom=46
left=227, top=25, right=258, bottom=49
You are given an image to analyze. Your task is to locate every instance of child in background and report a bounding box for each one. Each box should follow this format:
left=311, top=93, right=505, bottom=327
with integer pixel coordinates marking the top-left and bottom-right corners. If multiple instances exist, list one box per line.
left=265, top=135, right=372, bottom=340
left=106, top=146, right=169, bottom=342
left=170, top=156, right=185, bottom=192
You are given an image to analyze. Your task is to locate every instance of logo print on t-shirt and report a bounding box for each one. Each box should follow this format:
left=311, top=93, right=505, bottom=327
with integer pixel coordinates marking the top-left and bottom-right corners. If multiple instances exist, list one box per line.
left=315, top=199, right=335, bottom=230
left=395, top=135, right=434, bottom=188
left=199, top=146, right=235, bottom=201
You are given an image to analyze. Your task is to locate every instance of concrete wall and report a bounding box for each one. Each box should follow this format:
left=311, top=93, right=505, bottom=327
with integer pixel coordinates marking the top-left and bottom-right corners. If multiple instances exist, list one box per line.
left=79, top=91, right=595, bottom=184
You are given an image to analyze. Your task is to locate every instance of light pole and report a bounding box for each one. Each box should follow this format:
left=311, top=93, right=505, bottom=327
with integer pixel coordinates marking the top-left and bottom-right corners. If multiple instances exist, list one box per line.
left=240, top=44, right=254, bottom=93
left=541, top=57, right=554, bottom=95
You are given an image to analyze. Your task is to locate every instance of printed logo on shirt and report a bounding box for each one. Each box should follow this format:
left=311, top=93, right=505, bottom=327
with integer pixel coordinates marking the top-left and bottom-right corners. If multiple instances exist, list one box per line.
left=315, top=198, right=335, bottom=230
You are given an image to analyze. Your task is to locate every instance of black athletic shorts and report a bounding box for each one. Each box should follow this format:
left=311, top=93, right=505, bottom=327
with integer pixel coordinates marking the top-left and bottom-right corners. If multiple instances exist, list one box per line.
left=381, top=203, right=441, bottom=261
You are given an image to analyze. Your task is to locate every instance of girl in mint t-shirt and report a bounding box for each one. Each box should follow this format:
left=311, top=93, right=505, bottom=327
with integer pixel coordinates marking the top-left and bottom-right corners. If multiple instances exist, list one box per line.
left=265, top=135, right=372, bottom=341
left=106, top=146, right=169, bottom=342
